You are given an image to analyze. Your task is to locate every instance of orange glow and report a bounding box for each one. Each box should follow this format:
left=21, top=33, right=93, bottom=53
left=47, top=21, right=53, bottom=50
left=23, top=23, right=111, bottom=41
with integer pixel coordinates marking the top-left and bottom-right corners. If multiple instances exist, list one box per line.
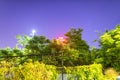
left=56, top=37, right=67, bottom=44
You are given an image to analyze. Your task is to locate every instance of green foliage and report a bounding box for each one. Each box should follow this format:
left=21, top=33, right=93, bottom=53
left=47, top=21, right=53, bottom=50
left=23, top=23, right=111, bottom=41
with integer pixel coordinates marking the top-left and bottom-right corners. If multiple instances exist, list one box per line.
left=99, top=25, right=120, bottom=70
left=25, top=36, right=50, bottom=54
left=65, top=28, right=89, bottom=52
left=65, top=28, right=90, bottom=65
left=0, top=48, right=28, bottom=65
left=0, top=61, right=118, bottom=80
left=16, top=35, right=31, bottom=47
left=0, top=61, right=58, bottom=80
left=77, top=51, right=91, bottom=65
left=15, top=28, right=91, bottom=66
left=60, top=46, right=79, bottom=66
left=20, top=35, right=81, bottom=66
left=65, top=64, right=105, bottom=80
left=41, top=40, right=80, bottom=66
left=2, top=27, right=120, bottom=79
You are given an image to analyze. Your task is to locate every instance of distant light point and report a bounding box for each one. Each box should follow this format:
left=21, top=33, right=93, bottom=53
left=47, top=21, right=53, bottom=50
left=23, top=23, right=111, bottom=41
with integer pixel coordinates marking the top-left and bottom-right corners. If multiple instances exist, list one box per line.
left=30, top=29, right=36, bottom=37
left=32, top=29, right=36, bottom=34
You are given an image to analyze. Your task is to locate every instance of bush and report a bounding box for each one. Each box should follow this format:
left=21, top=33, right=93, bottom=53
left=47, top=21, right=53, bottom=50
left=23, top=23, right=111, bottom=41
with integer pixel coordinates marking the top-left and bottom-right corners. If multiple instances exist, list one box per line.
left=65, top=64, right=105, bottom=80
left=0, top=61, right=58, bottom=80
left=0, top=61, right=118, bottom=80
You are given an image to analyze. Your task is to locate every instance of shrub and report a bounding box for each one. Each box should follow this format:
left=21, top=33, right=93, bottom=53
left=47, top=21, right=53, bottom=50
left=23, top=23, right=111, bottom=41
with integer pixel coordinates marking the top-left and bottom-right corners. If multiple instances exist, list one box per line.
left=0, top=61, right=58, bottom=80
left=65, top=64, right=105, bottom=80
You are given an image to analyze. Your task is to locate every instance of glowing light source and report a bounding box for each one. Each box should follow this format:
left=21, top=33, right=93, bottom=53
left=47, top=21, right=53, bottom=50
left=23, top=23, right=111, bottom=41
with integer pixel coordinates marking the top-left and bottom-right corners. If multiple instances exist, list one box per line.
left=30, top=29, right=36, bottom=37
left=56, top=37, right=67, bottom=44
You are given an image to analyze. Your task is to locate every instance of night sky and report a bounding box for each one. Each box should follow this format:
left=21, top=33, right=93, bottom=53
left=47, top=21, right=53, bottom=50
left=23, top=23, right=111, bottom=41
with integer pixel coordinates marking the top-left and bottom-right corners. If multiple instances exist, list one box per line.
left=0, top=0, right=120, bottom=48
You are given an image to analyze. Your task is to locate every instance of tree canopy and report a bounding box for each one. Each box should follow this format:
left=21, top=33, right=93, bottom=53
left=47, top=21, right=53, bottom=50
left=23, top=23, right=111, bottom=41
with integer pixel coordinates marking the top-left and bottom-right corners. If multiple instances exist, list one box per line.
left=99, top=25, right=120, bottom=70
left=65, top=28, right=89, bottom=52
left=12, top=28, right=90, bottom=66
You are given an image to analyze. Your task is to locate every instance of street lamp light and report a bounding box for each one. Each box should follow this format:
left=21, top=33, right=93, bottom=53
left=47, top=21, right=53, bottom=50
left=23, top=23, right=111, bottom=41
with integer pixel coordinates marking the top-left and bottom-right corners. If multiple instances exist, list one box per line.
left=30, top=29, right=36, bottom=37
left=56, top=37, right=66, bottom=80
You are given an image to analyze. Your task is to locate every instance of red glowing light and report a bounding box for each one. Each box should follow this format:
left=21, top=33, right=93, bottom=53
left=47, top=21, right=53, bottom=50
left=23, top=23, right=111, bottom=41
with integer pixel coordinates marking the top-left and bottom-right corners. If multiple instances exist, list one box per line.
left=56, top=37, right=67, bottom=44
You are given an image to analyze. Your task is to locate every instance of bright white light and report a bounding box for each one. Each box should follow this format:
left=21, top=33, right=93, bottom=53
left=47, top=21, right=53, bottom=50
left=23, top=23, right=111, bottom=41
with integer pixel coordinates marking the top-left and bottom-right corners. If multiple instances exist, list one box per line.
left=32, top=29, right=36, bottom=34
left=30, top=29, right=36, bottom=36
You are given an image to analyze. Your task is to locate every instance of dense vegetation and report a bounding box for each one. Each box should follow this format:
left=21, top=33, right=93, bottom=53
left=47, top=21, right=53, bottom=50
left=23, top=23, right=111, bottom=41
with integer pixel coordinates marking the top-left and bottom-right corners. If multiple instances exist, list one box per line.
left=0, top=25, right=120, bottom=79
left=0, top=62, right=105, bottom=80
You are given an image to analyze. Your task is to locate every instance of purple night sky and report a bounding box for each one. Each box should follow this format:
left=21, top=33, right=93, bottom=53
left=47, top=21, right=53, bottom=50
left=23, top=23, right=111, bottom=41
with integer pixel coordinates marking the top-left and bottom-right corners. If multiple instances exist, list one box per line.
left=0, top=0, right=120, bottom=48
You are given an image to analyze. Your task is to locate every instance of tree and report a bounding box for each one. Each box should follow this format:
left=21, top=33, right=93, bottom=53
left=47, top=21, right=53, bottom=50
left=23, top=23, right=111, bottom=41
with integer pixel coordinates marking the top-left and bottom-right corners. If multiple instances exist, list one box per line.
left=16, top=35, right=31, bottom=48
left=22, top=36, right=50, bottom=62
left=25, top=36, right=50, bottom=54
left=65, top=28, right=90, bottom=65
left=14, top=28, right=91, bottom=66
left=65, top=28, right=89, bottom=52
left=61, top=46, right=79, bottom=66
left=0, top=47, right=26, bottom=65
left=41, top=39, right=79, bottom=66
left=99, top=25, right=120, bottom=71
left=90, top=47, right=104, bottom=65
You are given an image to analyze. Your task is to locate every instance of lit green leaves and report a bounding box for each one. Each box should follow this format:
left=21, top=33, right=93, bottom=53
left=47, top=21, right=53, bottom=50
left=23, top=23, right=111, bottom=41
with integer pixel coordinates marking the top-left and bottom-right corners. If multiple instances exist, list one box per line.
left=100, top=25, right=120, bottom=47
left=99, top=24, right=120, bottom=70
left=65, top=64, right=104, bottom=80
left=0, top=61, right=58, bottom=80
left=100, top=33, right=115, bottom=46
